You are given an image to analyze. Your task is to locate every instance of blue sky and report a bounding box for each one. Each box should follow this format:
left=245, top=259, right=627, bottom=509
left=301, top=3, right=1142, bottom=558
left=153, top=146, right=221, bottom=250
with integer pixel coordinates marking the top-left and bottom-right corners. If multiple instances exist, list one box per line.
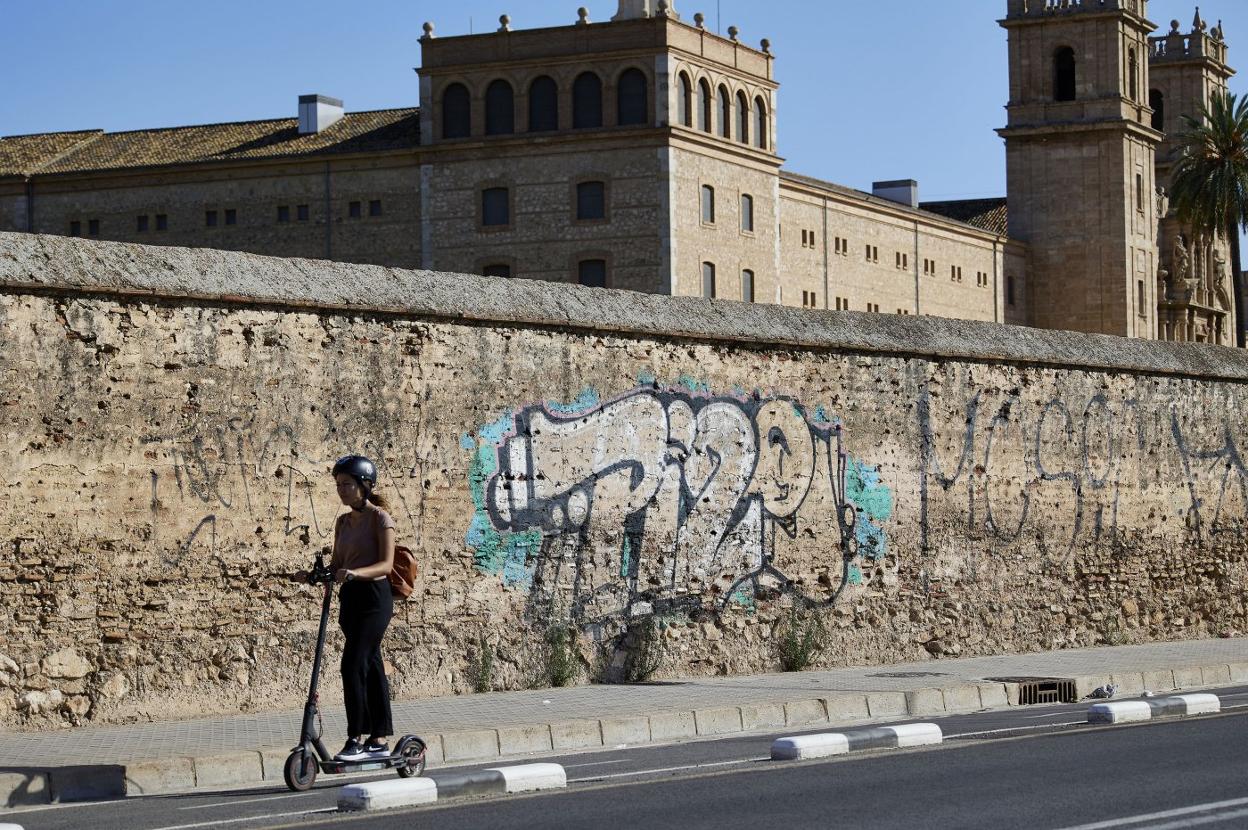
left=4, top=1, right=1245, bottom=204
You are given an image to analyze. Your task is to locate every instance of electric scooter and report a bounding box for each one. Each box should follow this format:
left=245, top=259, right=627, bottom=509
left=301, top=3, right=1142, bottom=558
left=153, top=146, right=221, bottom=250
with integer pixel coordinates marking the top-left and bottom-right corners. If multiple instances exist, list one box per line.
left=283, top=552, right=427, bottom=792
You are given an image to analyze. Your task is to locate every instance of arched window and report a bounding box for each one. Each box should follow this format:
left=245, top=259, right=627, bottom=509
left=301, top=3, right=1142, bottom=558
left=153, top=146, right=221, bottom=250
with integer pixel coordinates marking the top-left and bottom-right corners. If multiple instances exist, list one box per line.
left=717, top=86, right=731, bottom=138
left=677, top=73, right=692, bottom=127
left=1150, top=88, right=1165, bottom=131
left=442, top=82, right=471, bottom=139
left=736, top=91, right=749, bottom=143
left=617, top=68, right=648, bottom=126
left=754, top=96, right=768, bottom=150
left=573, top=72, right=603, bottom=129
left=698, top=80, right=711, bottom=132
left=528, top=76, right=558, bottom=132
left=485, top=80, right=515, bottom=135
left=1128, top=48, right=1138, bottom=102
left=578, top=259, right=607, bottom=288
left=702, top=262, right=717, bottom=298
left=1054, top=47, right=1076, bottom=102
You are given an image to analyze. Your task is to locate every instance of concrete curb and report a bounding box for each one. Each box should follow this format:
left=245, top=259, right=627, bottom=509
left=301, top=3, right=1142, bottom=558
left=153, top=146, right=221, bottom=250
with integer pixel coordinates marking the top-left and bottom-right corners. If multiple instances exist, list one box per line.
left=1087, top=693, right=1221, bottom=724
left=0, top=823, right=27, bottom=830
left=771, top=723, right=943, bottom=760
left=338, top=763, right=566, bottom=812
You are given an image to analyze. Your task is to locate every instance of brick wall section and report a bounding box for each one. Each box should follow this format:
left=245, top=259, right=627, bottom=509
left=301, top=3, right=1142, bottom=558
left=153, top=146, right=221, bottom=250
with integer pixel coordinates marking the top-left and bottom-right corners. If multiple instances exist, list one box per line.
left=0, top=232, right=1245, bottom=730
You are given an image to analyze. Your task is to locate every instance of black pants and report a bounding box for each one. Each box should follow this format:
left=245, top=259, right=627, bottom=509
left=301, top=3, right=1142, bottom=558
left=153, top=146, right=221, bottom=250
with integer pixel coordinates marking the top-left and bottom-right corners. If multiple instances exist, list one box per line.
left=338, top=579, right=394, bottom=739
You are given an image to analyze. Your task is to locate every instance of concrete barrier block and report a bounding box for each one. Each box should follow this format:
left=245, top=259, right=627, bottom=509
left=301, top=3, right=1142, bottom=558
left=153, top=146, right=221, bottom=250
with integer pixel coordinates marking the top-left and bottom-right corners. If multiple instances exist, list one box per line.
left=549, top=720, right=602, bottom=751
left=258, top=747, right=290, bottom=781
left=1229, top=662, right=1248, bottom=683
left=942, top=686, right=982, bottom=713
left=865, top=692, right=908, bottom=718
left=978, top=684, right=1010, bottom=709
left=783, top=699, right=827, bottom=727
left=1171, top=667, right=1203, bottom=689
left=497, top=724, right=553, bottom=756
left=600, top=716, right=650, bottom=746
left=124, top=757, right=195, bottom=796
left=884, top=723, right=944, bottom=747
left=486, top=763, right=567, bottom=793
left=48, top=764, right=126, bottom=802
left=771, top=733, right=850, bottom=761
left=694, top=706, right=743, bottom=736
left=1142, top=670, right=1176, bottom=692
left=422, top=734, right=445, bottom=766
left=1200, top=664, right=1231, bottom=686
left=822, top=694, right=869, bottom=723
left=739, top=702, right=786, bottom=731
left=999, top=682, right=1021, bottom=705
left=441, top=729, right=500, bottom=762
left=905, top=688, right=946, bottom=716
left=1108, top=672, right=1146, bottom=695
left=0, top=770, right=50, bottom=806
left=340, top=777, right=437, bottom=811
left=1074, top=675, right=1111, bottom=699
left=649, top=711, right=696, bottom=741
left=193, top=751, right=263, bottom=789
left=1088, top=701, right=1152, bottom=723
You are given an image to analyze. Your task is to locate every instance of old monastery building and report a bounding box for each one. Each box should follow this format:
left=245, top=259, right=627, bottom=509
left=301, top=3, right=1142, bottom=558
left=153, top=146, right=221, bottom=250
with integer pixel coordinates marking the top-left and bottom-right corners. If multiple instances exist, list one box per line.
left=0, top=0, right=1237, bottom=344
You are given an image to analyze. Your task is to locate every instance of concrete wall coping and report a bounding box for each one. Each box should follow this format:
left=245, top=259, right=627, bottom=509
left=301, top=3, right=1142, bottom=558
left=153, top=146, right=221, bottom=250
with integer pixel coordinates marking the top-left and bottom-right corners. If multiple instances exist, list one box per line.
left=3, top=231, right=1248, bottom=382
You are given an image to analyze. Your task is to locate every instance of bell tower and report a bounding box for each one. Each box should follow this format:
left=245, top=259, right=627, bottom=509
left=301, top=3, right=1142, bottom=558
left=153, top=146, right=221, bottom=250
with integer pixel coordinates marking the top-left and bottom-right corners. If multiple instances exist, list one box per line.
left=999, top=0, right=1163, bottom=339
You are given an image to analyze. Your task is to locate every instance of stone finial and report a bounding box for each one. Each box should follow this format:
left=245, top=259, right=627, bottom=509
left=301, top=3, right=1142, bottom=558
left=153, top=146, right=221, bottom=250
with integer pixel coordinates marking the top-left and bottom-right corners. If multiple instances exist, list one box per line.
left=577, top=6, right=590, bottom=25
left=498, top=14, right=511, bottom=31
left=1170, top=19, right=1181, bottom=34
left=1214, top=20, right=1224, bottom=41
left=694, top=11, right=705, bottom=28
left=655, top=0, right=670, bottom=17
left=727, top=25, right=739, bottom=42
left=760, top=38, right=771, bottom=54
left=1193, top=7, right=1206, bottom=32
left=421, top=21, right=435, bottom=40
left=612, top=0, right=653, bottom=20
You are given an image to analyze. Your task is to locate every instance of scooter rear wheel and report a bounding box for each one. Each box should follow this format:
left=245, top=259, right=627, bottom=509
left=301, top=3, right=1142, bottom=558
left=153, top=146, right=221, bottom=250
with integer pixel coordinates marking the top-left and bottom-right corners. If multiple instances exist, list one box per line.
left=396, top=737, right=427, bottom=778
left=283, top=749, right=318, bottom=792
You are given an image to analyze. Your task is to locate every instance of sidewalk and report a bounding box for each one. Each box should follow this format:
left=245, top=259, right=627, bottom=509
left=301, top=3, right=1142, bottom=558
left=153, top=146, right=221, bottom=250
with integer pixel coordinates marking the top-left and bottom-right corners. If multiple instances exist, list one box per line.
left=3, top=638, right=1246, bottom=805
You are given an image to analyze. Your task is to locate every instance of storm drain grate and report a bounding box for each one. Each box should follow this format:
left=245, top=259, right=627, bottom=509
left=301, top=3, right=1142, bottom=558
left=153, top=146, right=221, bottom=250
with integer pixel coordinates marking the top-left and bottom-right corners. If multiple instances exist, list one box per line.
left=987, top=676, right=1078, bottom=705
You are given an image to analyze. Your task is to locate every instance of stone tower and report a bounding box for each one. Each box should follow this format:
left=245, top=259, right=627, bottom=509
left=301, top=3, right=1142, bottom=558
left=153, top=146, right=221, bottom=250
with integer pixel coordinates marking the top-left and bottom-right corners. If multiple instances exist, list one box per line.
left=1150, top=10, right=1236, bottom=344
left=1000, top=0, right=1162, bottom=339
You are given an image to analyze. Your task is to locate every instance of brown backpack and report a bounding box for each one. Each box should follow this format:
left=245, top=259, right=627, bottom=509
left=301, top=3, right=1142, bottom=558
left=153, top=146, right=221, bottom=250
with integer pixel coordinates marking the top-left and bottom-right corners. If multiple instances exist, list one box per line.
left=388, top=544, right=418, bottom=599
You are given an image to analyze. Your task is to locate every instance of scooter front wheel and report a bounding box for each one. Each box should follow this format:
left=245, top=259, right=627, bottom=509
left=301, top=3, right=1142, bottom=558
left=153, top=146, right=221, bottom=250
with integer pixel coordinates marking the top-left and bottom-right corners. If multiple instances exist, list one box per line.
left=396, top=737, right=427, bottom=778
left=284, top=749, right=318, bottom=792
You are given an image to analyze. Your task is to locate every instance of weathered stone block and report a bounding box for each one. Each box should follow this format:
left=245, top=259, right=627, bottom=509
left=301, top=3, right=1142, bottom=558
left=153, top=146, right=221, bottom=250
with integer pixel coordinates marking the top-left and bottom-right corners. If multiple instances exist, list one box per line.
left=125, top=757, right=195, bottom=795
left=600, top=715, right=650, bottom=745
left=739, top=702, right=786, bottom=731
left=783, top=699, right=827, bottom=727
left=193, top=751, right=263, bottom=789
left=866, top=692, right=908, bottom=718
left=694, top=706, right=742, bottom=736
left=441, top=729, right=500, bottom=762
left=905, top=688, right=946, bottom=716
left=497, top=724, right=553, bottom=756
left=549, top=720, right=602, bottom=751
left=822, top=695, right=869, bottom=723
left=649, top=711, right=696, bottom=741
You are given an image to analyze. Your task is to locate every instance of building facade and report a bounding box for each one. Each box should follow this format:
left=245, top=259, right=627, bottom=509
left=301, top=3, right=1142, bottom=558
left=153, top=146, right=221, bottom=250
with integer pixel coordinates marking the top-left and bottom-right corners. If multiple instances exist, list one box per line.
left=0, top=0, right=1235, bottom=342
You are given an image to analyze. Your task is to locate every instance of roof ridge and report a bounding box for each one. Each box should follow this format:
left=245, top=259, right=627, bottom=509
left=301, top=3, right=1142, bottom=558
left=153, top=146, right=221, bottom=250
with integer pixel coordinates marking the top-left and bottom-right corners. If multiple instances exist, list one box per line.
left=57, top=107, right=420, bottom=140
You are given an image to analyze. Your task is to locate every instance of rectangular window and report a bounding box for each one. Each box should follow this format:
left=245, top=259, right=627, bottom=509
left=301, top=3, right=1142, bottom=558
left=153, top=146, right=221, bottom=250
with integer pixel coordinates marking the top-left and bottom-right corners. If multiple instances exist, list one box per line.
left=740, top=194, right=754, bottom=233
left=801, top=229, right=808, bottom=247
left=1136, top=174, right=1144, bottom=212
left=88, top=219, right=100, bottom=236
left=482, top=264, right=512, bottom=279
left=225, top=208, right=236, bottom=226
left=277, top=205, right=290, bottom=223
left=701, top=261, right=716, bottom=298
left=701, top=185, right=715, bottom=224
left=801, top=290, right=818, bottom=308
left=69, top=221, right=81, bottom=237
left=1138, top=279, right=1146, bottom=316
left=741, top=269, right=755, bottom=303
left=865, top=245, right=878, bottom=263
left=576, top=181, right=606, bottom=221
left=155, top=214, right=167, bottom=231
left=1007, top=275, right=1016, bottom=306
left=369, top=199, right=382, bottom=217
left=578, top=259, right=607, bottom=288
left=137, top=215, right=149, bottom=233
left=205, top=210, right=218, bottom=227
left=482, top=187, right=510, bottom=227
left=349, top=201, right=362, bottom=219
left=867, top=302, right=880, bottom=313
left=835, top=296, right=849, bottom=311
left=297, top=204, right=310, bottom=222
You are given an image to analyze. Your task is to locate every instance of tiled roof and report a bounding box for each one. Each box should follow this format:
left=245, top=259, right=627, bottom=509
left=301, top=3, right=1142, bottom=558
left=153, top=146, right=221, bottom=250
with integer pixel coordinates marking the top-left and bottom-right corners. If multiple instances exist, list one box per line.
left=920, top=198, right=1009, bottom=236
left=0, top=109, right=420, bottom=178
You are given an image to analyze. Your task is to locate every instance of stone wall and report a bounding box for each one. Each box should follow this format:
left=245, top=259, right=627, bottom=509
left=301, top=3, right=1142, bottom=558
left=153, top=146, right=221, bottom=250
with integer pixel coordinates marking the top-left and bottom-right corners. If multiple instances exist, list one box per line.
left=0, top=231, right=1246, bottom=731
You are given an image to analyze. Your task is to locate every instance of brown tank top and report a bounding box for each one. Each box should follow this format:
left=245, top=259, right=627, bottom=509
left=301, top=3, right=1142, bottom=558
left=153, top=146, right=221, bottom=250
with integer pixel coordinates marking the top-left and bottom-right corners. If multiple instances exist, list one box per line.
left=332, top=503, right=395, bottom=575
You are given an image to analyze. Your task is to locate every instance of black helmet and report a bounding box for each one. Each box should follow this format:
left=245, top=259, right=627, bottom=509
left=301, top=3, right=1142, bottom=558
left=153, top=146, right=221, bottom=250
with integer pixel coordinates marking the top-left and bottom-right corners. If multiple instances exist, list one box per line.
left=332, top=455, right=377, bottom=489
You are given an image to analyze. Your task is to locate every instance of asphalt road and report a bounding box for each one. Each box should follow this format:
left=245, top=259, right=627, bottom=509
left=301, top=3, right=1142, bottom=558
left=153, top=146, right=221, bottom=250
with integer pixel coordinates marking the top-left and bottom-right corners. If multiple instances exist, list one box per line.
left=7, top=687, right=1248, bottom=830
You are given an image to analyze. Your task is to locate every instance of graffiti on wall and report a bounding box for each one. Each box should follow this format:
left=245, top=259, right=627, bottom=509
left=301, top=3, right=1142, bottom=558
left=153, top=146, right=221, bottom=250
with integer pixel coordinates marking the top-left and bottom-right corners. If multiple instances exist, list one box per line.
left=463, top=377, right=893, bottom=625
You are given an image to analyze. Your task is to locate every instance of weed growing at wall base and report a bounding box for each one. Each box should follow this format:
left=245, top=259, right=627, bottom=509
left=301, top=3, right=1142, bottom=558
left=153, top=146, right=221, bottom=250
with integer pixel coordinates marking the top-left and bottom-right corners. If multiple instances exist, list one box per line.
left=777, top=607, right=826, bottom=672
left=545, top=624, right=579, bottom=687
left=468, top=635, right=494, bottom=693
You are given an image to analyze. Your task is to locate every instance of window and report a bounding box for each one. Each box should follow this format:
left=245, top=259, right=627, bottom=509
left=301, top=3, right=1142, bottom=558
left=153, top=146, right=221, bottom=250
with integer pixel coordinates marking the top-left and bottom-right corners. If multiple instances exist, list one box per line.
left=349, top=201, right=362, bottom=219
left=137, top=215, right=149, bottom=233
left=895, top=251, right=909, bottom=270
left=617, top=68, right=648, bottom=126
left=976, top=271, right=989, bottom=287
left=717, top=85, right=730, bottom=138
left=529, top=76, right=558, bottom=132
left=866, top=302, right=880, bottom=313
left=677, top=73, right=692, bottom=127
left=69, top=221, right=81, bottom=236
left=1138, top=279, right=1146, bottom=316
left=576, top=181, right=606, bottom=221
left=578, top=259, right=606, bottom=288
left=573, top=72, right=603, bottom=129
left=225, top=208, right=236, bottom=226
left=698, top=80, right=711, bottom=132
left=155, top=214, right=167, bottom=231
left=740, top=194, right=754, bottom=232
left=835, top=296, right=849, bottom=310
left=736, top=91, right=749, bottom=143
left=482, top=264, right=512, bottom=279
left=701, top=185, right=715, bottom=224
left=741, top=269, right=755, bottom=302
left=1150, top=89, right=1165, bottom=131
left=701, top=262, right=716, bottom=298
left=442, top=82, right=471, bottom=139
left=896, top=308, right=911, bottom=316
left=88, top=219, right=100, bottom=236
left=1007, top=275, right=1016, bottom=306
left=865, top=244, right=878, bottom=264
left=1136, top=173, right=1144, bottom=212
left=754, top=96, right=768, bottom=149
left=369, top=200, right=382, bottom=217
left=205, top=210, right=217, bottom=227
left=1055, top=47, right=1076, bottom=102
left=277, top=205, right=291, bottom=223
left=1128, top=48, right=1138, bottom=102
left=801, top=290, right=818, bottom=308
left=297, top=204, right=310, bottom=222
left=482, top=187, right=510, bottom=227
left=485, top=79, right=515, bottom=135
left=951, top=265, right=962, bottom=282
left=834, top=236, right=848, bottom=256
left=923, top=258, right=936, bottom=276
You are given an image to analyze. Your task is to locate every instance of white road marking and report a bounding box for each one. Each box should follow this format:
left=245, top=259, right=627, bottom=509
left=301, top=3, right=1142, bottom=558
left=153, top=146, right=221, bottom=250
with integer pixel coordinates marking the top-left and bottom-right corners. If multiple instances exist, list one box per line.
left=147, top=808, right=334, bottom=830
left=1022, top=711, right=1085, bottom=719
left=180, top=791, right=321, bottom=810
left=568, top=756, right=768, bottom=783
left=562, top=759, right=630, bottom=769
left=1050, top=796, right=1248, bottom=829
left=950, top=721, right=1086, bottom=738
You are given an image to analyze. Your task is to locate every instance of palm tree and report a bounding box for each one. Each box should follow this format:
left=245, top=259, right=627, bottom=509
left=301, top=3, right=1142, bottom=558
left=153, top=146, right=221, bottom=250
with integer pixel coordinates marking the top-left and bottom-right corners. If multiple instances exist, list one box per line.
left=1168, top=90, right=1248, bottom=348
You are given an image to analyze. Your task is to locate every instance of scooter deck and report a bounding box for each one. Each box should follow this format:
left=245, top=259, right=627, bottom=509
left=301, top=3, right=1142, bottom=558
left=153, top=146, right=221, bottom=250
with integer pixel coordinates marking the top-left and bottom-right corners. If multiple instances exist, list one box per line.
left=320, top=755, right=408, bottom=774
